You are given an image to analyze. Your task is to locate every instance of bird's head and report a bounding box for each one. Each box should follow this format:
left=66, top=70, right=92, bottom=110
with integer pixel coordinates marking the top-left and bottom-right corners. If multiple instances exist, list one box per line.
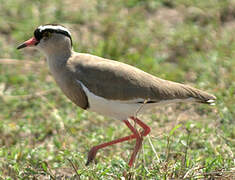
left=17, top=24, right=73, bottom=57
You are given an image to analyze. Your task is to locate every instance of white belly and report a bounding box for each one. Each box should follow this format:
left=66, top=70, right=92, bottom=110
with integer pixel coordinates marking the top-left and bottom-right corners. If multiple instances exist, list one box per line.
left=77, top=80, right=195, bottom=120
left=77, top=80, right=152, bottom=120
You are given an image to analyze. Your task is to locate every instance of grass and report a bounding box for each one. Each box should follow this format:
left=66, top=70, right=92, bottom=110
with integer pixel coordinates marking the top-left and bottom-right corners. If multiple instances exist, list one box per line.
left=0, top=0, right=234, bottom=179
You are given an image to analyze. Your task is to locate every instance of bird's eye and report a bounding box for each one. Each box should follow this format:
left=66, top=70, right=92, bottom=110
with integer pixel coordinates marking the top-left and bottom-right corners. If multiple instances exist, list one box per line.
left=43, top=32, right=51, bottom=38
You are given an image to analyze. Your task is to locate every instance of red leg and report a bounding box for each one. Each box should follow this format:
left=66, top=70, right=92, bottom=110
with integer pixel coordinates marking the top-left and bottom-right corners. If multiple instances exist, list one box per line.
left=86, top=117, right=151, bottom=167
left=130, top=116, right=151, bottom=136
left=128, top=117, right=151, bottom=166
left=128, top=135, right=143, bottom=167
left=86, top=120, right=137, bottom=166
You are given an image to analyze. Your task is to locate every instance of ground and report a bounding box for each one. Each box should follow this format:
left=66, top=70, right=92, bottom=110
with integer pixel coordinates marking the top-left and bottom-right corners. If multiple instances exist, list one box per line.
left=0, top=0, right=234, bottom=179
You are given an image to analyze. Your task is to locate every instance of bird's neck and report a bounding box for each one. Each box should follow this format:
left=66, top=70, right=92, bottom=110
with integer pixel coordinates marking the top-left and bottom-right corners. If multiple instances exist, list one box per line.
left=46, top=44, right=72, bottom=59
left=46, top=48, right=73, bottom=76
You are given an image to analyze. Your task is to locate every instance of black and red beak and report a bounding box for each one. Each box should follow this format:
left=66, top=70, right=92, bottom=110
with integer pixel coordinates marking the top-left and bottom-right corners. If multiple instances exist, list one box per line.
left=17, top=37, right=39, bottom=49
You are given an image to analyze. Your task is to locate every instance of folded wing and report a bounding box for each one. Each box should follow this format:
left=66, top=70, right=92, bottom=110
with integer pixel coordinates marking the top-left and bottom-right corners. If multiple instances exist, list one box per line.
left=67, top=53, right=216, bottom=104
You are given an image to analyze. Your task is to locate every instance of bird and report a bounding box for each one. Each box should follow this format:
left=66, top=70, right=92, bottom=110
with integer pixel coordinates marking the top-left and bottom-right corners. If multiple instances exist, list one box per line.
left=17, top=24, right=216, bottom=167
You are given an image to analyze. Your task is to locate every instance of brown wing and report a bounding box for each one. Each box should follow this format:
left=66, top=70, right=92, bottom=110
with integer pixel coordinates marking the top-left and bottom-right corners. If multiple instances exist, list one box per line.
left=54, top=71, right=89, bottom=109
left=67, top=53, right=216, bottom=103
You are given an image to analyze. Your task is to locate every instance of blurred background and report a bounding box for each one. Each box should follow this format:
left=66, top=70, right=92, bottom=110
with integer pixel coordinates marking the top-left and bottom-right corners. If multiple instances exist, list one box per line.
left=0, top=0, right=234, bottom=179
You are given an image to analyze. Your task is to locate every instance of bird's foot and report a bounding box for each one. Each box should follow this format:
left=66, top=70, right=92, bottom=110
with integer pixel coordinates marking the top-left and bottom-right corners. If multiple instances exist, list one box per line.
left=86, top=147, right=98, bottom=166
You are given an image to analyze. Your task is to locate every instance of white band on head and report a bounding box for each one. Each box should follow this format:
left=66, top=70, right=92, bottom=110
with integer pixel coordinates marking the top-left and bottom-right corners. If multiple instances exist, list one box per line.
left=38, top=25, right=71, bottom=36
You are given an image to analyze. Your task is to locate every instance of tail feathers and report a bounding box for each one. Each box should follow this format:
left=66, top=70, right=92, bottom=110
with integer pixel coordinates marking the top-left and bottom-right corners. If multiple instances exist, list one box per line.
left=180, top=84, right=216, bottom=105
left=150, top=79, right=216, bottom=105
left=205, top=99, right=216, bottom=106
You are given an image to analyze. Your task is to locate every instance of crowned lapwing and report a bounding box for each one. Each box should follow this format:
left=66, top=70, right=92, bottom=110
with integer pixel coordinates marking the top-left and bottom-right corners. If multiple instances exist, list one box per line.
left=17, top=24, right=216, bottom=167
